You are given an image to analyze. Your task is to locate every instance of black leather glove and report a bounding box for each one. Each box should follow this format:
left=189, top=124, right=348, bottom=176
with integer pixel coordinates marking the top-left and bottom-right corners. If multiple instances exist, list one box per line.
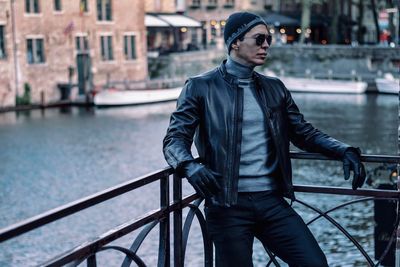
left=180, top=162, right=221, bottom=199
left=343, top=148, right=366, bottom=190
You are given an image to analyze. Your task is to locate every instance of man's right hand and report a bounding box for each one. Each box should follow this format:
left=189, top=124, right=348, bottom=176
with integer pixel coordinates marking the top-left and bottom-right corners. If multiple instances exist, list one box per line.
left=181, top=162, right=221, bottom=199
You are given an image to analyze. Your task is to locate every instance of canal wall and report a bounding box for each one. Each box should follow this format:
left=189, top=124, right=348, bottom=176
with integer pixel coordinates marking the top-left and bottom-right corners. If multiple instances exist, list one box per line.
left=149, top=45, right=400, bottom=84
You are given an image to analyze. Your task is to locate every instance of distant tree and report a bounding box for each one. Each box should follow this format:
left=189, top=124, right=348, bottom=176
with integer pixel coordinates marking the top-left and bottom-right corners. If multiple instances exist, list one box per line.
left=370, top=0, right=380, bottom=43
left=299, top=0, right=326, bottom=43
left=300, top=0, right=311, bottom=43
left=386, top=0, right=396, bottom=44
left=356, top=0, right=365, bottom=44
left=329, top=0, right=340, bottom=44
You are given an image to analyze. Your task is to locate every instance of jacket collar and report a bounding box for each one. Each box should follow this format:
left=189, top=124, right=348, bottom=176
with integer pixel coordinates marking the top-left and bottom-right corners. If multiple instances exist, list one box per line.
left=219, top=60, right=238, bottom=85
left=219, top=60, right=264, bottom=89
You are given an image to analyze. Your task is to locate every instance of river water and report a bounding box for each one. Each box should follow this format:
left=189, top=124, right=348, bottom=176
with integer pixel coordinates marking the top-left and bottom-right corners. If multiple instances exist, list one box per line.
left=0, top=93, right=397, bottom=266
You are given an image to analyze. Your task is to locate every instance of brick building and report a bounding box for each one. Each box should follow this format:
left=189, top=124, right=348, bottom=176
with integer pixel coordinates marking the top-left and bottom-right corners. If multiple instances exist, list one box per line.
left=183, top=0, right=280, bottom=49
left=145, top=0, right=177, bottom=13
left=145, top=0, right=202, bottom=54
left=0, top=0, right=148, bottom=108
left=184, top=0, right=240, bottom=50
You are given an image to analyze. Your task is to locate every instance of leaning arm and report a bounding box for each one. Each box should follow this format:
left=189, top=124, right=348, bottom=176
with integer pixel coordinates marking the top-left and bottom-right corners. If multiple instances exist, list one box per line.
left=282, top=81, right=351, bottom=159
left=163, top=79, right=200, bottom=170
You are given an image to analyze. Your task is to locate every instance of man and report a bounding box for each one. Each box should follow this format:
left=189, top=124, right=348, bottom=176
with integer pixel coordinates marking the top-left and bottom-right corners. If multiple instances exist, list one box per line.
left=163, top=12, right=366, bottom=267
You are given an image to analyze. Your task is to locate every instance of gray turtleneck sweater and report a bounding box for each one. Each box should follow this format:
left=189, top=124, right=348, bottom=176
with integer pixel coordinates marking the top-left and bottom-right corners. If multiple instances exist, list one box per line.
left=225, top=56, right=278, bottom=192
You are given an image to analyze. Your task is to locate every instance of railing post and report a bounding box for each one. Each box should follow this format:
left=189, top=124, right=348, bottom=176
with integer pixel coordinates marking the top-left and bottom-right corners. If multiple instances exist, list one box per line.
left=158, top=174, right=170, bottom=267
left=173, top=174, right=183, bottom=267
left=396, top=91, right=400, bottom=267
left=87, top=254, right=97, bottom=267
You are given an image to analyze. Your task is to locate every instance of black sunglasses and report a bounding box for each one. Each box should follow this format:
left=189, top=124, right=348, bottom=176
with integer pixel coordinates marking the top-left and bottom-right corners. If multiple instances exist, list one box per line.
left=244, top=34, right=272, bottom=46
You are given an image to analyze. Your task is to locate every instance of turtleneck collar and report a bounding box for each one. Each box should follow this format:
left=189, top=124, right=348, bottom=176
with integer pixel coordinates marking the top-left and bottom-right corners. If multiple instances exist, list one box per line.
left=225, top=56, right=255, bottom=79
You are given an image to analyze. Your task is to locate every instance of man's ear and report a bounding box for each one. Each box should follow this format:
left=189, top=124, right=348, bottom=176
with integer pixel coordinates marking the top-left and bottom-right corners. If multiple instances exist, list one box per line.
left=231, top=41, right=240, bottom=51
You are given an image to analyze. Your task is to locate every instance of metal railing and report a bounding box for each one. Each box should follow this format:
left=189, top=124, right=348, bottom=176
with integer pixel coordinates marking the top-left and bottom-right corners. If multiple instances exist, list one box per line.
left=0, top=152, right=399, bottom=267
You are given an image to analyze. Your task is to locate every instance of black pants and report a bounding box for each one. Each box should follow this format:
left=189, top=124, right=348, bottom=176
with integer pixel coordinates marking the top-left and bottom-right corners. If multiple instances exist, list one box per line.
left=205, top=191, right=328, bottom=267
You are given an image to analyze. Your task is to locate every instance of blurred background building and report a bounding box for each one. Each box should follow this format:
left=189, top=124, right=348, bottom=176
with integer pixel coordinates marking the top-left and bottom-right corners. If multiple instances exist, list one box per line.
left=181, top=0, right=398, bottom=47
left=145, top=0, right=202, bottom=55
left=0, top=0, right=148, bottom=107
left=0, top=0, right=398, bottom=108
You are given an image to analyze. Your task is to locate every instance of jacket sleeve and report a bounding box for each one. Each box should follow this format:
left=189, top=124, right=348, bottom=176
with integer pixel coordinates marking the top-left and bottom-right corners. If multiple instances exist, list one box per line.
left=281, top=80, right=351, bottom=159
left=163, top=79, right=200, bottom=170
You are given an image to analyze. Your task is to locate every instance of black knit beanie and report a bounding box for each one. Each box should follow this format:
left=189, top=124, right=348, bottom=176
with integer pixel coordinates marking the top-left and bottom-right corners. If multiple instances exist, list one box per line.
left=224, top=12, right=267, bottom=54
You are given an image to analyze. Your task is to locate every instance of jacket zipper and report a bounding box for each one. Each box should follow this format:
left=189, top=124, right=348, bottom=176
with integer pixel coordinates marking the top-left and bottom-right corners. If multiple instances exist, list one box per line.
left=254, top=79, right=292, bottom=196
left=226, top=82, right=242, bottom=206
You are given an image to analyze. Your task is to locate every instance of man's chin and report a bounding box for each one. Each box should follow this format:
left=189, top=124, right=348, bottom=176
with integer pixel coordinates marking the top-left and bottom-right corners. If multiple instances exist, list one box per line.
left=254, top=59, right=266, bottom=66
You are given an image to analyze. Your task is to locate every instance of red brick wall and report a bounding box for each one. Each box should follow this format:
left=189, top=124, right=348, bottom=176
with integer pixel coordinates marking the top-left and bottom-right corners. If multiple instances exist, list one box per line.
left=0, top=0, right=14, bottom=107
left=0, top=0, right=148, bottom=107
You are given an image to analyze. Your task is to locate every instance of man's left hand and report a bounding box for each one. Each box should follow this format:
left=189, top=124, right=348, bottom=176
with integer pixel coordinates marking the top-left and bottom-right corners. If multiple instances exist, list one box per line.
left=343, top=148, right=366, bottom=190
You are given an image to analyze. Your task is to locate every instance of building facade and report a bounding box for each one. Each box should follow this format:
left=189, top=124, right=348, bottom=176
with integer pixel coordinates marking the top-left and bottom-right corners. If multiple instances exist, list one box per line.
left=0, top=0, right=13, bottom=107
left=184, top=0, right=240, bottom=50
left=183, top=0, right=286, bottom=49
left=0, top=0, right=147, bottom=108
left=145, top=0, right=202, bottom=54
left=183, top=0, right=396, bottom=47
left=145, top=0, right=177, bottom=13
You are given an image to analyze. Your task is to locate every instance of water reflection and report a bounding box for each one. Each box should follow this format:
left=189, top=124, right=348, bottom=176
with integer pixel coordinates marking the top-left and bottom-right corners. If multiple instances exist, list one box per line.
left=0, top=93, right=397, bottom=266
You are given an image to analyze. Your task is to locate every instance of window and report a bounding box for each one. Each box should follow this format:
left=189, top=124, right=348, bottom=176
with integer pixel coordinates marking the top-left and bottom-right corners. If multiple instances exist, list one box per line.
left=76, top=35, right=89, bottom=52
left=54, top=0, right=62, bottom=11
left=225, top=0, right=234, bottom=5
left=97, top=0, right=112, bottom=21
left=207, top=0, right=217, bottom=9
left=0, top=26, right=5, bottom=59
left=211, top=26, right=217, bottom=37
left=100, top=35, right=113, bottom=61
left=27, top=38, right=45, bottom=64
left=123, top=34, right=136, bottom=60
left=191, top=29, right=198, bottom=45
left=192, top=0, right=200, bottom=5
left=25, top=0, right=40, bottom=14
left=80, top=0, right=89, bottom=13
left=220, top=20, right=225, bottom=37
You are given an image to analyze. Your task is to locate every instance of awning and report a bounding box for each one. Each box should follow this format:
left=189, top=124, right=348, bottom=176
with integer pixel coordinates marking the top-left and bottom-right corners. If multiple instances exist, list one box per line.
left=260, top=12, right=300, bottom=27
left=145, top=14, right=169, bottom=27
left=157, top=14, right=202, bottom=27
left=145, top=13, right=202, bottom=28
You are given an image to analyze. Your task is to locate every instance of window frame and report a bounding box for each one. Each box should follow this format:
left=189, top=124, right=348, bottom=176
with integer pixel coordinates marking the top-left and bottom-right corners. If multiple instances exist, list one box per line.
left=26, top=37, right=45, bottom=64
left=97, top=0, right=112, bottom=21
left=0, top=25, right=6, bottom=59
left=54, top=0, right=62, bottom=12
left=80, top=0, right=89, bottom=13
left=75, top=34, right=89, bottom=53
left=25, top=0, right=41, bottom=14
left=100, top=34, right=114, bottom=61
left=123, top=33, right=137, bottom=61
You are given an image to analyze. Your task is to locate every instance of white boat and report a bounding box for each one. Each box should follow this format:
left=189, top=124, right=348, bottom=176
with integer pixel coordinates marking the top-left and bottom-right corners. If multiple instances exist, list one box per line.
left=264, top=70, right=367, bottom=94
left=375, top=73, right=399, bottom=94
left=93, top=87, right=182, bottom=107
left=279, top=77, right=368, bottom=94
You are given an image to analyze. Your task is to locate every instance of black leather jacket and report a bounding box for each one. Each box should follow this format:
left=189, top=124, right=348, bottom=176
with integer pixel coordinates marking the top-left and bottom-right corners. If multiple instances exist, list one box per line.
left=163, top=61, right=350, bottom=206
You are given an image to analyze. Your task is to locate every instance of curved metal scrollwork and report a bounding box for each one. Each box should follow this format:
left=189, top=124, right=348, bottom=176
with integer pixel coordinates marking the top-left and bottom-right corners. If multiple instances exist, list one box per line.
left=302, top=196, right=399, bottom=267
left=182, top=198, right=213, bottom=267
left=305, top=197, right=375, bottom=225
left=83, top=245, right=147, bottom=267
left=295, top=198, right=375, bottom=266
left=121, top=220, right=159, bottom=267
left=265, top=196, right=400, bottom=266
